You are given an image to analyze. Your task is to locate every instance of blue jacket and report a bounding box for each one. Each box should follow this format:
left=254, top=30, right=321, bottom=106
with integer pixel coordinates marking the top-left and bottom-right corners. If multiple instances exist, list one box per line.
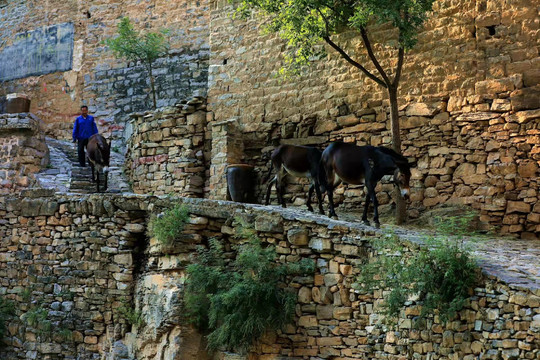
left=73, top=115, right=98, bottom=141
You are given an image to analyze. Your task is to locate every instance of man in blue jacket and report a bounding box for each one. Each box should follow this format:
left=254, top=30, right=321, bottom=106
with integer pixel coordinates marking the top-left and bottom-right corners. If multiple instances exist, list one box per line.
left=72, top=105, right=98, bottom=167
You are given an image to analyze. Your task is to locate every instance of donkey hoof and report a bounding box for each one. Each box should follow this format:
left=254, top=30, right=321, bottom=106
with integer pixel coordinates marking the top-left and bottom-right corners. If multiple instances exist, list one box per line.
left=307, top=206, right=314, bottom=212
left=374, top=222, right=381, bottom=229
left=362, top=219, right=370, bottom=226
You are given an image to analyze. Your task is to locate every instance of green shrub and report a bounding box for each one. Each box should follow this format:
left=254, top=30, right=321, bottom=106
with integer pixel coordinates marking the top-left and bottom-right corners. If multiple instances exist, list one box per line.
left=185, top=225, right=315, bottom=353
left=22, top=304, right=52, bottom=337
left=21, top=291, right=73, bottom=341
left=148, top=204, right=190, bottom=244
left=356, top=216, right=479, bottom=325
left=0, top=297, right=15, bottom=341
left=118, top=303, right=144, bottom=328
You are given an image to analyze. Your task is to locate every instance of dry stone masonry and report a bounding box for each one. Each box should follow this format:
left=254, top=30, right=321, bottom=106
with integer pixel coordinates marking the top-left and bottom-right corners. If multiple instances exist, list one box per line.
left=206, top=0, right=539, bottom=239
left=0, top=113, right=49, bottom=194
left=125, top=97, right=208, bottom=197
left=1, top=192, right=537, bottom=359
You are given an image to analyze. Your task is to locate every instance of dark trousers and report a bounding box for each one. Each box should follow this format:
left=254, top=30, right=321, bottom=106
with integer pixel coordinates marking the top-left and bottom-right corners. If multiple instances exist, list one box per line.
left=77, top=138, right=89, bottom=166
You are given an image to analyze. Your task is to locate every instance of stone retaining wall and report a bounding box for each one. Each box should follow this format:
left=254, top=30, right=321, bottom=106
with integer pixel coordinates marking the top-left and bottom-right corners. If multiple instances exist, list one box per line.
left=125, top=197, right=540, bottom=360
left=0, top=113, right=49, bottom=194
left=125, top=97, right=208, bottom=197
left=0, top=190, right=145, bottom=359
left=4, top=193, right=536, bottom=359
left=206, top=1, right=540, bottom=239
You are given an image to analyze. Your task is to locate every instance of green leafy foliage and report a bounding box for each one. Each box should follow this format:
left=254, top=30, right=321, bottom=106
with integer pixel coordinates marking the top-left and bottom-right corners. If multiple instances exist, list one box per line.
left=103, top=17, right=170, bottom=108
left=185, top=223, right=315, bottom=353
left=234, top=0, right=435, bottom=73
left=356, top=216, right=479, bottom=325
left=20, top=288, right=74, bottom=341
left=148, top=204, right=190, bottom=244
left=22, top=303, right=52, bottom=337
left=0, top=297, right=15, bottom=342
left=118, top=303, right=145, bottom=328
left=55, top=328, right=73, bottom=342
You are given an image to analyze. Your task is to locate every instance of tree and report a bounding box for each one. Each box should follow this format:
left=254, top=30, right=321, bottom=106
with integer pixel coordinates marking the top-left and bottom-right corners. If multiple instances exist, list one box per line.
left=234, top=0, right=435, bottom=224
left=104, top=17, right=170, bottom=109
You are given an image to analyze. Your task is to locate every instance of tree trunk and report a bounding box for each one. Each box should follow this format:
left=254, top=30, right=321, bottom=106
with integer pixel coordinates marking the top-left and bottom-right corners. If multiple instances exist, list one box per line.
left=148, top=64, right=157, bottom=109
left=388, top=86, right=406, bottom=225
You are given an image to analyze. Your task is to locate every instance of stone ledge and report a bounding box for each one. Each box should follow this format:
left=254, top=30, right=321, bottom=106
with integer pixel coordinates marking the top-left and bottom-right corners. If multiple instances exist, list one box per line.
left=11, top=192, right=540, bottom=295
left=0, top=113, right=41, bottom=133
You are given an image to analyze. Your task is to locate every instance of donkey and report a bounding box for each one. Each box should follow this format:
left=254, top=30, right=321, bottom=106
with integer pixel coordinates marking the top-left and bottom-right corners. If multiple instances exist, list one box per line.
left=264, top=144, right=326, bottom=214
left=321, top=142, right=412, bottom=227
left=86, top=134, right=111, bottom=192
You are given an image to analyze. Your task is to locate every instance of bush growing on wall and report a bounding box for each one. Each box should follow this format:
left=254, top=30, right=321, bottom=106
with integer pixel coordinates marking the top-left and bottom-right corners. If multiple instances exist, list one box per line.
left=184, top=221, right=315, bottom=353
left=0, top=297, right=14, bottom=345
left=356, top=214, right=479, bottom=325
left=148, top=204, right=190, bottom=244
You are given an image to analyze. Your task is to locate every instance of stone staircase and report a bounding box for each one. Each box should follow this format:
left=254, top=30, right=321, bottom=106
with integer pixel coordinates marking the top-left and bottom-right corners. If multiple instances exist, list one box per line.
left=70, top=166, right=95, bottom=193
left=36, top=137, right=131, bottom=194
left=50, top=139, right=95, bottom=193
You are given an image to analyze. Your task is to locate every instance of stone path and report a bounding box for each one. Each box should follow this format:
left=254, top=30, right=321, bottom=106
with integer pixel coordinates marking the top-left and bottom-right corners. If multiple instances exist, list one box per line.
left=247, top=203, right=540, bottom=295
left=35, top=137, right=131, bottom=194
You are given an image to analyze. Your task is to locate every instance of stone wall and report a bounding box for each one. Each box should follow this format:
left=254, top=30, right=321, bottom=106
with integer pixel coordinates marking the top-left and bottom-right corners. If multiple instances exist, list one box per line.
left=122, top=197, right=540, bottom=360
left=0, top=0, right=210, bottom=140
left=0, top=193, right=538, bottom=359
left=125, top=97, right=208, bottom=197
left=0, top=113, right=49, bottom=194
left=0, top=190, right=146, bottom=359
left=206, top=1, right=540, bottom=239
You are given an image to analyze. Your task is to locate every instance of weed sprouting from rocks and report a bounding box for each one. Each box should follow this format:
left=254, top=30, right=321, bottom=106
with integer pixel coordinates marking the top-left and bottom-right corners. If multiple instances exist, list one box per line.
left=148, top=204, right=189, bottom=244
left=356, top=215, right=479, bottom=326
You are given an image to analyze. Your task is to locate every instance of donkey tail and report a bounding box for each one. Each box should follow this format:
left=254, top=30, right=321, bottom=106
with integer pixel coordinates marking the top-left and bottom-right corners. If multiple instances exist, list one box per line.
left=261, top=160, right=274, bottom=184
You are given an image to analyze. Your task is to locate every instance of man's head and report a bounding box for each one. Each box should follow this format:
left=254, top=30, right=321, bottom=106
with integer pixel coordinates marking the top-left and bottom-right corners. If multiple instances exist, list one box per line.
left=81, top=105, right=89, bottom=117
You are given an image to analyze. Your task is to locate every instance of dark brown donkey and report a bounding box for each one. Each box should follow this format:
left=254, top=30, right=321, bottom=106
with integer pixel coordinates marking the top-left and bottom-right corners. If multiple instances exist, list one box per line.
left=321, top=142, right=412, bottom=227
left=86, top=134, right=111, bottom=192
left=264, top=144, right=326, bottom=214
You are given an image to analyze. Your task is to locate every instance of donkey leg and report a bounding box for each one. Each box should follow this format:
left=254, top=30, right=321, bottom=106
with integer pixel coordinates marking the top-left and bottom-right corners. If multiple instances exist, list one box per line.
left=314, top=179, right=324, bottom=215
left=362, top=191, right=371, bottom=226
left=104, top=171, right=108, bottom=191
left=265, top=177, right=276, bottom=205
left=277, top=179, right=286, bottom=208
left=366, top=183, right=380, bottom=228
left=327, top=188, right=338, bottom=218
left=276, top=170, right=286, bottom=208
left=90, top=164, right=96, bottom=183
left=307, top=183, right=315, bottom=212
left=96, top=171, right=100, bottom=193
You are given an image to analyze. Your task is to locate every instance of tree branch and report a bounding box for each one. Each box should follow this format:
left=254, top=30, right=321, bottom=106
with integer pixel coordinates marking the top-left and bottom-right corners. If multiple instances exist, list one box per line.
left=322, top=36, right=386, bottom=88
left=393, top=46, right=404, bottom=88
left=360, top=27, right=391, bottom=86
